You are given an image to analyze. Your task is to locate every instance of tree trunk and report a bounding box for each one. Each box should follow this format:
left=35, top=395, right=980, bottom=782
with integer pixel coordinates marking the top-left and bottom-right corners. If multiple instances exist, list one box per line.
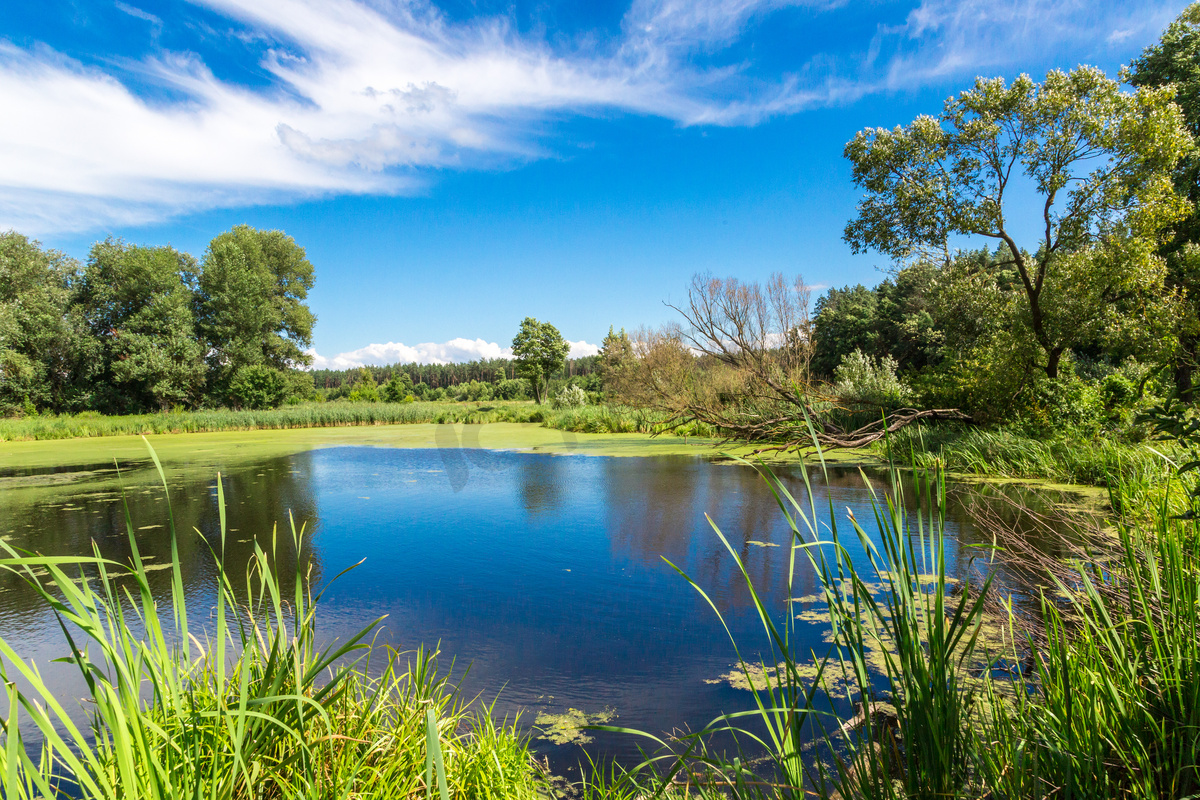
left=1045, top=347, right=1063, bottom=380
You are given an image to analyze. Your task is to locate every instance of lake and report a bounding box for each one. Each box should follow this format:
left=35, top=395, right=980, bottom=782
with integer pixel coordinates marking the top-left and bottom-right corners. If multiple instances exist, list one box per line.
left=0, top=436, right=1074, bottom=774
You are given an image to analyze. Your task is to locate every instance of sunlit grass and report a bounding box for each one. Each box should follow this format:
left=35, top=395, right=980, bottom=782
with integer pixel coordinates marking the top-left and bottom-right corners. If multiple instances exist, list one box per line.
left=0, top=401, right=708, bottom=442
left=0, top=438, right=545, bottom=799
left=594, top=430, right=1200, bottom=798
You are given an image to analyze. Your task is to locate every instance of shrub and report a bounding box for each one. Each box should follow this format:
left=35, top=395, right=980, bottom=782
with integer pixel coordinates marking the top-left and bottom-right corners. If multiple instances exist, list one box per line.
left=228, top=365, right=288, bottom=409
left=831, top=348, right=912, bottom=407
left=382, top=371, right=414, bottom=403
left=551, top=383, right=588, bottom=409
left=1014, top=375, right=1104, bottom=437
left=493, top=378, right=529, bottom=401
left=347, top=367, right=381, bottom=403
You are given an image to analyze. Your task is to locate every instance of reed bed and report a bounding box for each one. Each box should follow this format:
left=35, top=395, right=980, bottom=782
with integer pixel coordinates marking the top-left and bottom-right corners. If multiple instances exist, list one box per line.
left=594, top=432, right=1200, bottom=799
left=0, top=439, right=545, bottom=799
left=0, top=402, right=698, bottom=442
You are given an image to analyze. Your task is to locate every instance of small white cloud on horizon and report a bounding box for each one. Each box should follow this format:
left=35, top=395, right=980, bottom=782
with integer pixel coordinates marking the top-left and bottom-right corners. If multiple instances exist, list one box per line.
left=306, top=337, right=599, bottom=370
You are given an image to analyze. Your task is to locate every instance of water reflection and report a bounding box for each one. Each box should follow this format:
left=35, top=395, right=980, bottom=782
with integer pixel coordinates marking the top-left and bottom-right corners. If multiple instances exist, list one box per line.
left=0, top=446, right=1086, bottom=773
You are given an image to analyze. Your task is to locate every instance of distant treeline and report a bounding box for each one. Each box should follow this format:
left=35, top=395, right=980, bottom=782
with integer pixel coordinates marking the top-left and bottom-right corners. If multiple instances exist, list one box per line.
left=0, top=227, right=315, bottom=416
left=312, top=355, right=601, bottom=392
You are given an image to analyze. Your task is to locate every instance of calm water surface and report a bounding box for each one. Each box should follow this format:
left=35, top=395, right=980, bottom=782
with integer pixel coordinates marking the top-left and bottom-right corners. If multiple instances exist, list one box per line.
left=0, top=445, right=1063, bottom=772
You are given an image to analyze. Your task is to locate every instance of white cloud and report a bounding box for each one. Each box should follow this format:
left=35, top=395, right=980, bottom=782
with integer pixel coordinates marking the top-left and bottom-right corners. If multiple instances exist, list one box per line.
left=0, top=0, right=1182, bottom=233
left=306, top=336, right=598, bottom=369
left=880, top=0, right=1180, bottom=90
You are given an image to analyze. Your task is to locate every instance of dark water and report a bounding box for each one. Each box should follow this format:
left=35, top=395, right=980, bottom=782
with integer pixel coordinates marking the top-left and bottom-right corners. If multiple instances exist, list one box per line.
left=0, top=446, right=1069, bottom=773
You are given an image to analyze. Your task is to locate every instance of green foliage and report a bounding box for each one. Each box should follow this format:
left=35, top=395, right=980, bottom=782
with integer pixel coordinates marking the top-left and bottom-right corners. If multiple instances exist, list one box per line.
left=382, top=370, right=414, bottom=403
left=283, top=368, right=316, bottom=404
left=348, top=367, right=381, bottom=403
left=511, top=317, right=570, bottom=404
left=1130, top=4, right=1200, bottom=400
left=598, top=326, right=635, bottom=393
left=832, top=349, right=912, bottom=408
left=1012, top=374, right=1105, bottom=437
left=550, top=383, right=588, bottom=409
left=77, top=238, right=207, bottom=413
left=844, top=67, right=1190, bottom=380
left=811, top=285, right=881, bottom=377
left=0, top=232, right=85, bottom=414
left=195, top=225, right=316, bottom=402
left=0, top=441, right=545, bottom=799
left=228, top=364, right=290, bottom=409
left=452, top=380, right=493, bottom=402
left=493, top=378, right=529, bottom=400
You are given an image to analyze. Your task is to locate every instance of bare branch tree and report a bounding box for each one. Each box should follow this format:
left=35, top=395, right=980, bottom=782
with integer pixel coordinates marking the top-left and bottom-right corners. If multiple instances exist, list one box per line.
left=616, top=272, right=972, bottom=449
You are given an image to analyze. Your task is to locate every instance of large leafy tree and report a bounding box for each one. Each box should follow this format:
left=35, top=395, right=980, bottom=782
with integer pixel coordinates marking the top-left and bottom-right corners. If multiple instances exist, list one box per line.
left=1129, top=3, right=1200, bottom=400
left=195, top=226, right=315, bottom=401
left=0, top=232, right=85, bottom=413
left=77, top=238, right=206, bottom=413
left=511, top=317, right=569, bottom=404
left=844, top=67, right=1190, bottom=380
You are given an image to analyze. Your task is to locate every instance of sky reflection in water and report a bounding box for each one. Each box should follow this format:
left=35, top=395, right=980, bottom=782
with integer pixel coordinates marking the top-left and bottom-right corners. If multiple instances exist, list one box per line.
left=1, top=446, right=1012, bottom=771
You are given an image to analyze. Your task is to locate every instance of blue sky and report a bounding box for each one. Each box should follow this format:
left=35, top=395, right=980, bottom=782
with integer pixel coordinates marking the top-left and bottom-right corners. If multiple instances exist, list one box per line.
left=0, top=0, right=1187, bottom=367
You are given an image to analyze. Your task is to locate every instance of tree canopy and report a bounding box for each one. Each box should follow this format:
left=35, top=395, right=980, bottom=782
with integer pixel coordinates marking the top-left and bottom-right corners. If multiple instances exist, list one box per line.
left=196, top=225, right=316, bottom=402
left=511, top=318, right=570, bottom=404
left=0, top=232, right=82, bottom=413
left=1129, top=2, right=1200, bottom=399
left=77, top=239, right=207, bottom=413
left=0, top=227, right=317, bottom=416
left=844, top=67, right=1191, bottom=379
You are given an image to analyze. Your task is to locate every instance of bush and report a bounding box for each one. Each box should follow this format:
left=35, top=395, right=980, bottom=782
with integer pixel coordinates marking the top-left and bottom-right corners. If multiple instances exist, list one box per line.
left=493, top=378, right=529, bottom=401
left=831, top=348, right=912, bottom=407
left=1014, top=375, right=1104, bottom=437
left=347, top=367, right=381, bottom=403
left=551, top=383, right=588, bottom=409
left=229, top=365, right=288, bottom=409
left=283, top=369, right=316, bottom=404
left=382, top=371, right=414, bottom=403
left=452, top=380, right=493, bottom=402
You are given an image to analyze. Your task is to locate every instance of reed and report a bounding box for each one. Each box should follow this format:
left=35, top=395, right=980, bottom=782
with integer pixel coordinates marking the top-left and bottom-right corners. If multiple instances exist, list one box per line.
left=0, top=402, right=697, bottom=442
left=0, top=438, right=545, bottom=799
left=599, top=428, right=1200, bottom=798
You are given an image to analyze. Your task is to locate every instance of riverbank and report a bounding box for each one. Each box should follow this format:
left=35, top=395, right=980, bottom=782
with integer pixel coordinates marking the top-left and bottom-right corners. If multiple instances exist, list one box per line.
left=2, top=404, right=1173, bottom=516
left=0, top=401, right=714, bottom=442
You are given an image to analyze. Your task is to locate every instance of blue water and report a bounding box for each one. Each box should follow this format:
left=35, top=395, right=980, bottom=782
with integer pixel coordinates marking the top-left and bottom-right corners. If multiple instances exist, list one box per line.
left=0, top=446, right=996, bottom=771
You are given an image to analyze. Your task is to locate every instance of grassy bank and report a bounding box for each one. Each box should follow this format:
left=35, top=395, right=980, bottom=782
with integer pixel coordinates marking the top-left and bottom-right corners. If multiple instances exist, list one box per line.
left=0, top=401, right=715, bottom=443
left=874, top=424, right=1183, bottom=516
left=596, top=446, right=1200, bottom=799
left=0, top=448, right=545, bottom=799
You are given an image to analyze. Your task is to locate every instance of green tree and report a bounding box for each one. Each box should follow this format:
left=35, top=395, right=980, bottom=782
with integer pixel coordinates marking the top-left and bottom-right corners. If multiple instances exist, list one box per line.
left=1129, top=4, right=1200, bottom=400
left=77, top=238, right=206, bottom=413
left=347, top=367, right=380, bottom=403
left=0, top=232, right=85, bottom=413
left=228, top=364, right=289, bottom=409
left=196, top=226, right=316, bottom=403
left=382, top=370, right=414, bottom=402
left=844, top=67, right=1190, bottom=380
left=597, top=326, right=634, bottom=394
left=811, top=285, right=880, bottom=377
left=511, top=318, right=569, bottom=404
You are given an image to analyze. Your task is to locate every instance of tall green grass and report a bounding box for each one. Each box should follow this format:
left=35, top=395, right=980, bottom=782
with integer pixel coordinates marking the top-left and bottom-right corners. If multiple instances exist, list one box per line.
left=0, top=401, right=702, bottom=442
left=879, top=424, right=1185, bottom=517
left=0, top=439, right=544, bottom=799
left=597, top=432, right=1200, bottom=798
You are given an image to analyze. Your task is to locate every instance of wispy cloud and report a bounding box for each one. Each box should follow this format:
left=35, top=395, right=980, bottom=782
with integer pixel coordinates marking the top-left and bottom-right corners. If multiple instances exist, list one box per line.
left=306, top=336, right=599, bottom=369
left=0, top=0, right=1182, bottom=233
left=114, top=2, right=163, bottom=28
left=879, top=0, right=1180, bottom=90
